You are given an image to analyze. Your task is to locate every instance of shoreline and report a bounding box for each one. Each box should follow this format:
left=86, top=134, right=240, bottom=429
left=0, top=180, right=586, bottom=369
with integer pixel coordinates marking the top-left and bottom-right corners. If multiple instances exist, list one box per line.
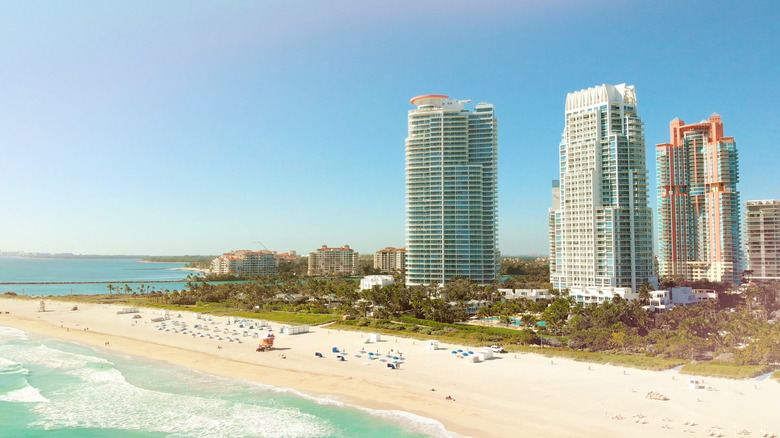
left=169, top=266, right=210, bottom=274
left=1, top=297, right=777, bottom=437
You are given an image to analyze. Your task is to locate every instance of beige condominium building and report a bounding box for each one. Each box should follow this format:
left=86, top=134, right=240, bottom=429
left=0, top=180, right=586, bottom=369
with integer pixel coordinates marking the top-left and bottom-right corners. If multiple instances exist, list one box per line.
left=373, top=247, right=406, bottom=272
left=210, top=250, right=279, bottom=276
left=307, top=245, right=359, bottom=276
left=745, top=200, right=780, bottom=281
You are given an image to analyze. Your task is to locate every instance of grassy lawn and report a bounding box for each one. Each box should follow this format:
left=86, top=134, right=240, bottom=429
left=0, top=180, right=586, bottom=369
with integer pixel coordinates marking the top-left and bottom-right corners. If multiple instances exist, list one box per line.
left=515, top=347, right=686, bottom=370
left=329, top=320, right=685, bottom=371
left=680, top=361, right=773, bottom=379
left=39, top=295, right=339, bottom=325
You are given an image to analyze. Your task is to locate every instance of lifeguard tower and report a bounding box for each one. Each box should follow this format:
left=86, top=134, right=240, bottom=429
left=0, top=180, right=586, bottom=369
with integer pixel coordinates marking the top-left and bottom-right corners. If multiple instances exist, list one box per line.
left=256, top=332, right=275, bottom=352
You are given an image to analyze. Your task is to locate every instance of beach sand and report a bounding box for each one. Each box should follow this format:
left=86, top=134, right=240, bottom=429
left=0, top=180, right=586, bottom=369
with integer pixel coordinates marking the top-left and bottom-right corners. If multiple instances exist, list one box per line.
left=1, top=297, right=777, bottom=438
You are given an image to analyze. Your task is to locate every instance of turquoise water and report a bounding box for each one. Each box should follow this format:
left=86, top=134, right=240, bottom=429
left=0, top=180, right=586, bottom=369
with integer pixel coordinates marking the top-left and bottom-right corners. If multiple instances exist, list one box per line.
left=0, top=326, right=451, bottom=437
left=478, top=317, right=522, bottom=326
left=0, top=257, right=202, bottom=296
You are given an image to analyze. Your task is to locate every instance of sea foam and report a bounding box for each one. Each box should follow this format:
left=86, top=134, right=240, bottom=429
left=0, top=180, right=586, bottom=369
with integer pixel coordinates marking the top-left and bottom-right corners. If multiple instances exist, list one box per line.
left=0, top=383, right=49, bottom=403
left=0, top=343, right=111, bottom=370
left=0, top=325, right=29, bottom=341
left=31, top=361, right=337, bottom=437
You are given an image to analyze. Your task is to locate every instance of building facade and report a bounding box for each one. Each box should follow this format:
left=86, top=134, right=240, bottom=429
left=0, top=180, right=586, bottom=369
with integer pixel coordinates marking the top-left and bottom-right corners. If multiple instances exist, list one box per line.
left=745, top=200, right=780, bottom=281
left=373, top=247, right=406, bottom=272
left=549, top=84, right=656, bottom=293
left=405, top=95, right=499, bottom=286
left=656, top=114, right=742, bottom=283
left=568, top=286, right=639, bottom=306
left=210, top=250, right=279, bottom=276
left=307, top=245, right=359, bottom=276
left=359, top=275, right=395, bottom=291
left=645, top=286, right=700, bottom=312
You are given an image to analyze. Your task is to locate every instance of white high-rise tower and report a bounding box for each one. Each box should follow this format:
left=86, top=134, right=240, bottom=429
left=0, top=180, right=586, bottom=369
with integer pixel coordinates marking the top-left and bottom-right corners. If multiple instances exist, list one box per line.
left=549, top=84, right=656, bottom=292
left=405, top=95, right=499, bottom=286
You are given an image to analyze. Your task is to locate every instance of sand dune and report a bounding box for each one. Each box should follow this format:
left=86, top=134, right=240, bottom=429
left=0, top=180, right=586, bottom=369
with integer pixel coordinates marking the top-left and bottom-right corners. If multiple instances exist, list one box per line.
left=1, top=297, right=777, bottom=438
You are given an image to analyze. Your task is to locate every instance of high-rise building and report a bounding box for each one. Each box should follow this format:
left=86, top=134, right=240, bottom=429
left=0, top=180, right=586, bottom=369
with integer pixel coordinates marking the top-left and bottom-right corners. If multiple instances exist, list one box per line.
left=550, top=84, right=656, bottom=292
left=307, top=245, right=359, bottom=276
left=745, top=200, right=779, bottom=281
left=656, top=114, right=741, bottom=283
left=405, top=95, right=499, bottom=286
left=373, top=247, right=406, bottom=272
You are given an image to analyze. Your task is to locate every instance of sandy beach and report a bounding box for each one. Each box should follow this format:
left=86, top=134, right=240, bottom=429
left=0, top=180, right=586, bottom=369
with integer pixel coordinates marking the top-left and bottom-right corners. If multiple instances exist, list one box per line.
left=1, top=297, right=777, bottom=438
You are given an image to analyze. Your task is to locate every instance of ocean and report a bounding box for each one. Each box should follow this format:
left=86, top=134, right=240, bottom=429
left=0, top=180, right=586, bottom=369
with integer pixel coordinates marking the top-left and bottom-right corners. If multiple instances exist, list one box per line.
left=0, top=326, right=451, bottom=437
left=0, top=257, right=203, bottom=296
left=0, top=258, right=455, bottom=437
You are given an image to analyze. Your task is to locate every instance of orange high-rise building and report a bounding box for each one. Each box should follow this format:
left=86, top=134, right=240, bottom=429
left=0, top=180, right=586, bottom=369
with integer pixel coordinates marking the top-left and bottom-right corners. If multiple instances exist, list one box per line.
left=657, top=114, right=741, bottom=283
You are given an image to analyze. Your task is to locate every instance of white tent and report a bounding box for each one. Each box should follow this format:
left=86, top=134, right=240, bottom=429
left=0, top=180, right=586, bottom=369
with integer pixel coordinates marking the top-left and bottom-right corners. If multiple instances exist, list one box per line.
left=478, top=349, right=494, bottom=361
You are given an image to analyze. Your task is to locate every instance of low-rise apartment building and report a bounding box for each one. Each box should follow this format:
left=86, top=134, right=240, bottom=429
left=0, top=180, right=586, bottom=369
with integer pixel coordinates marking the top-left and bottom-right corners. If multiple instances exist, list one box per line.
left=645, top=286, right=700, bottom=312
left=568, top=286, right=639, bottom=305
left=210, top=250, right=279, bottom=276
left=360, top=275, right=394, bottom=290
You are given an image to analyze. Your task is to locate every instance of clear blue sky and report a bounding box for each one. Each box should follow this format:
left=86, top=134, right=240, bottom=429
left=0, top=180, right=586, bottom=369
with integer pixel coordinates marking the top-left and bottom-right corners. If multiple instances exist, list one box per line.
left=1, top=1, right=777, bottom=256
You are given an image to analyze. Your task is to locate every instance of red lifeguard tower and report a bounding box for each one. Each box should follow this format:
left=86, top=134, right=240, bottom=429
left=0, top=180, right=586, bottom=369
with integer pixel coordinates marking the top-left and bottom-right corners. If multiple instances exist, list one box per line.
left=256, top=332, right=275, bottom=352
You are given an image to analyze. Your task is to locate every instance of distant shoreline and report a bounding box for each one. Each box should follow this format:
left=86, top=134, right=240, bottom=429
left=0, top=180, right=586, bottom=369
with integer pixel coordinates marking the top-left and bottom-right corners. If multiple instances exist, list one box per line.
left=1, top=255, right=147, bottom=260
left=171, top=266, right=210, bottom=273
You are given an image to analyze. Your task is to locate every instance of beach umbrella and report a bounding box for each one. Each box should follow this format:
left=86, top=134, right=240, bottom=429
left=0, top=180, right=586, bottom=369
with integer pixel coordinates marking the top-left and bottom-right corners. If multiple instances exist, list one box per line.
left=451, top=351, right=457, bottom=354
left=462, top=353, right=468, bottom=357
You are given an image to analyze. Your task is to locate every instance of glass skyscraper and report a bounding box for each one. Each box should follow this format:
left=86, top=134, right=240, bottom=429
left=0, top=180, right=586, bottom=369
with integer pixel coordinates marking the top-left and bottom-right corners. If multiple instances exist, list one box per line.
left=549, top=84, right=656, bottom=292
left=404, top=95, right=499, bottom=286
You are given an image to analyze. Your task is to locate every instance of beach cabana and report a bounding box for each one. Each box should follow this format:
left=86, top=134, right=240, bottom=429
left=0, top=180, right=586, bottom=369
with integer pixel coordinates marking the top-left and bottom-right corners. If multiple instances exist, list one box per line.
left=478, top=349, right=494, bottom=361
left=426, top=340, right=439, bottom=350
left=282, top=325, right=310, bottom=335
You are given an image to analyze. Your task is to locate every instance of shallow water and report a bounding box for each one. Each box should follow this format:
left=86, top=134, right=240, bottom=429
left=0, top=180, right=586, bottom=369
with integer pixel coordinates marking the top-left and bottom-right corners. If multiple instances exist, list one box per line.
left=0, top=326, right=452, bottom=437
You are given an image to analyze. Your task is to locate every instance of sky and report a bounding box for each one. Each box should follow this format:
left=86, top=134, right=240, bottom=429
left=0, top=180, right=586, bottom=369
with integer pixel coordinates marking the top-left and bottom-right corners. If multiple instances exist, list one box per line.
left=1, top=0, right=778, bottom=257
